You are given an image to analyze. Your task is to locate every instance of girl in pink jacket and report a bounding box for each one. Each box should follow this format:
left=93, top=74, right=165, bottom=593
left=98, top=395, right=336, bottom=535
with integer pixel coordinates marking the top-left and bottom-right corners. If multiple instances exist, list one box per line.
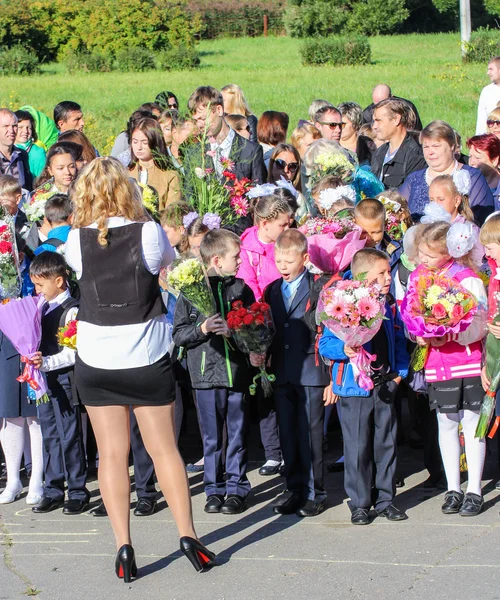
left=238, top=193, right=294, bottom=301
left=406, top=220, right=487, bottom=517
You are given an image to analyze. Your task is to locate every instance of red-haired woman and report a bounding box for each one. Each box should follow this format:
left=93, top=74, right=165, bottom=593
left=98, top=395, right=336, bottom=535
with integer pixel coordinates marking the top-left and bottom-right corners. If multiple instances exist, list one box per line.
left=257, top=111, right=289, bottom=168
left=467, top=133, right=500, bottom=211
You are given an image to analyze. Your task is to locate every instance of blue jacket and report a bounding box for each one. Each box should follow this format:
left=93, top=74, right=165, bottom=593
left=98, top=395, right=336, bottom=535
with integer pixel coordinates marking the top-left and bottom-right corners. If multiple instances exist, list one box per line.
left=318, top=299, right=409, bottom=398
left=35, top=225, right=71, bottom=255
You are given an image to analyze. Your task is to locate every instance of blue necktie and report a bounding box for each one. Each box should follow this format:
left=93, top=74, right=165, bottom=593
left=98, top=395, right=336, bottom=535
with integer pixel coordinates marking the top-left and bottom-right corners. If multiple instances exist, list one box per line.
left=282, top=283, right=293, bottom=311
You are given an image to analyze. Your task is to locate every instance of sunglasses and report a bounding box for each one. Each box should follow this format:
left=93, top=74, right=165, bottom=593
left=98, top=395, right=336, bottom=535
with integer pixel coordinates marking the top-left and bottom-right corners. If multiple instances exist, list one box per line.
left=275, top=158, right=299, bottom=172
left=168, top=102, right=178, bottom=109
left=317, top=121, right=345, bottom=130
left=487, top=119, right=500, bottom=126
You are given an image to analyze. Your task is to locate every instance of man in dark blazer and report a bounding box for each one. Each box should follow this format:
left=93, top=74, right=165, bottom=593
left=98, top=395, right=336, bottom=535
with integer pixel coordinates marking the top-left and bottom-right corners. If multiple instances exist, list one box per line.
left=188, top=86, right=267, bottom=184
left=260, top=230, right=331, bottom=518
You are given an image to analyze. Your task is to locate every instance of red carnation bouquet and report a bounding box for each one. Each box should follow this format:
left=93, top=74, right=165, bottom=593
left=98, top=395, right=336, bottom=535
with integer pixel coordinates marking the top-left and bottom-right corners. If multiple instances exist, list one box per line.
left=227, top=300, right=276, bottom=396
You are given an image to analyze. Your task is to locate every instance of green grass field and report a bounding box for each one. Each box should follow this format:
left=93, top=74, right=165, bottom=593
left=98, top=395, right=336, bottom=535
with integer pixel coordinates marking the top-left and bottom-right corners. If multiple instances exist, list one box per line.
left=1, top=33, right=488, bottom=153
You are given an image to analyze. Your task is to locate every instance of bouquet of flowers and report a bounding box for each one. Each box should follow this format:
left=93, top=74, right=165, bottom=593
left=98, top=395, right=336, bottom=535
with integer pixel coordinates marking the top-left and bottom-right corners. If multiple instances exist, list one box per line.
left=311, top=152, right=355, bottom=185
left=379, top=196, right=409, bottom=242
left=400, top=266, right=478, bottom=371
left=167, top=257, right=216, bottom=317
left=226, top=300, right=276, bottom=396
left=0, top=206, right=21, bottom=300
left=223, top=169, right=254, bottom=217
left=24, top=181, right=56, bottom=223
left=0, top=295, right=49, bottom=404
left=138, top=183, right=159, bottom=219
left=316, top=279, right=387, bottom=391
left=476, top=290, right=500, bottom=438
left=300, top=213, right=366, bottom=274
left=57, top=320, right=78, bottom=351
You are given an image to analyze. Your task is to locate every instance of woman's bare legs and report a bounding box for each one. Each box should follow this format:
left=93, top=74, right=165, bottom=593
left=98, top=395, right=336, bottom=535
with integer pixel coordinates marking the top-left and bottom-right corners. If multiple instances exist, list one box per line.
left=86, top=405, right=131, bottom=549
left=133, top=404, right=197, bottom=539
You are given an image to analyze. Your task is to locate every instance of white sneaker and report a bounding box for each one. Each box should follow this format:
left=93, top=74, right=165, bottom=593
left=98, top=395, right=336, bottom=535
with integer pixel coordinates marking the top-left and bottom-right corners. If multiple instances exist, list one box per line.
left=26, top=493, right=43, bottom=505
left=0, top=483, right=23, bottom=504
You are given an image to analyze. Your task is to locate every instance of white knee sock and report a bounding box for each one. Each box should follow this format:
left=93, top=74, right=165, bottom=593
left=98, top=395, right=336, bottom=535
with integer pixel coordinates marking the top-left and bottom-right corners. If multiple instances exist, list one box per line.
left=460, top=409, right=486, bottom=496
left=437, top=412, right=461, bottom=493
left=23, top=422, right=32, bottom=472
left=26, top=417, right=44, bottom=497
left=0, top=417, right=25, bottom=492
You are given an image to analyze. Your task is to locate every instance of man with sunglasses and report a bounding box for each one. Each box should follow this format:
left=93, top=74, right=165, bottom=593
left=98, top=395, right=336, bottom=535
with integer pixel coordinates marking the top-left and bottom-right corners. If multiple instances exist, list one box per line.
left=188, top=85, right=267, bottom=184
left=476, top=56, right=500, bottom=135
left=313, top=106, right=344, bottom=143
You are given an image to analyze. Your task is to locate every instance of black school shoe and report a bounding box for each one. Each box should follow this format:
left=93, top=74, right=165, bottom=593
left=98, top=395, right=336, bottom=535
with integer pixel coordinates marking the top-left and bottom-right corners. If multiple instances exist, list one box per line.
left=296, top=500, right=325, bottom=517
left=220, top=494, right=246, bottom=515
left=63, top=499, right=90, bottom=515
left=441, top=490, right=464, bottom=514
left=377, top=505, right=408, bottom=521
left=459, top=493, right=483, bottom=517
left=351, top=508, right=370, bottom=525
left=204, top=495, right=225, bottom=514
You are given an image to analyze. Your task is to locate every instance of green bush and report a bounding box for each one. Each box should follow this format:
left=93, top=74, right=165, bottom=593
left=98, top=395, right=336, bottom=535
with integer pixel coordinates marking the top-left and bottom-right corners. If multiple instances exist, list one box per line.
left=0, top=45, right=40, bottom=75
left=463, top=28, right=500, bottom=63
left=285, top=1, right=349, bottom=38
left=349, top=0, right=409, bottom=34
left=301, top=36, right=371, bottom=66
left=115, top=47, right=156, bottom=72
left=65, top=50, right=114, bottom=73
left=157, top=45, right=201, bottom=70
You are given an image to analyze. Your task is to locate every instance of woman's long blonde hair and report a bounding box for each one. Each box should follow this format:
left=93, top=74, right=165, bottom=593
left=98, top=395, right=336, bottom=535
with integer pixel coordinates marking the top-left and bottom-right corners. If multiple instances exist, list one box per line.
left=71, top=157, right=147, bottom=247
left=221, top=84, right=252, bottom=117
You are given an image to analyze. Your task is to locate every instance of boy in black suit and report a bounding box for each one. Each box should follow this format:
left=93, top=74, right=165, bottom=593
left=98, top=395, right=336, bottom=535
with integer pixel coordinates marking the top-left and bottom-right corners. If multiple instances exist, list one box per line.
left=256, top=230, right=331, bottom=517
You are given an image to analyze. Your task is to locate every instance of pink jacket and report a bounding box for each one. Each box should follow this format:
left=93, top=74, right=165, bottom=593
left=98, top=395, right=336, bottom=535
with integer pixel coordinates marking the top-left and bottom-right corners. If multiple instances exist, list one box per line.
left=407, top=262, right=487, bottom=383
left=237, top=226, right=281, bottom=301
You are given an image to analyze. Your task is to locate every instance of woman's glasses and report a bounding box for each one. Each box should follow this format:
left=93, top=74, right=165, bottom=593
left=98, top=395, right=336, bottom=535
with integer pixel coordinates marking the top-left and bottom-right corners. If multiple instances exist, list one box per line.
left=275, top=158, right=299, bottom=173
left=168, top=102, right=178, bottom=109
left=487, top=119, right=500, bottom=127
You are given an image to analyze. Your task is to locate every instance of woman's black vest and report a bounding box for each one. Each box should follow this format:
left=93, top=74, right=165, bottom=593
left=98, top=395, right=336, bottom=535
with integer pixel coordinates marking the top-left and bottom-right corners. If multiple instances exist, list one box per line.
left=77, top=223, right=164, bottom=327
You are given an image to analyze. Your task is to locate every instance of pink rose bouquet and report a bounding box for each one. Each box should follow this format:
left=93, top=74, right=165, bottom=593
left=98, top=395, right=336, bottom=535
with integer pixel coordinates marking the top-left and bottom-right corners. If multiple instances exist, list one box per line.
left=316, top=279, right=387, bottom=390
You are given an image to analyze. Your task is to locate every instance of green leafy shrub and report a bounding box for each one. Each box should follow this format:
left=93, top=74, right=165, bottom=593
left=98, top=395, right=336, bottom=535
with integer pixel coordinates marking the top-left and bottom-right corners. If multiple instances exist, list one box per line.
left=0, top=45, right=40, bottom=75
left=285, top=1, right=349, bottom=38
left=463, top=28, right=500, bottom=63
left=115, top=47, right=156, bottom=72
left=348, top=0, right=409, bottom=35
left=65, top=50, right=114, bottom=73
left=157, top=45, right=201, bottom=70
left=301, top=36, right=371, bottom=66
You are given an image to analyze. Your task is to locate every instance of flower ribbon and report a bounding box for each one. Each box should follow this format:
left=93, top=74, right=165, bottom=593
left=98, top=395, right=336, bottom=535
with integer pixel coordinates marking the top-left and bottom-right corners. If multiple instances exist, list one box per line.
left=488, top=416, right=500, bottom=439
left=351, top=349, right=377, bottom=391
left=17, top=356, right=40, bottom=390
left=249, top=367, right=276, bottom=396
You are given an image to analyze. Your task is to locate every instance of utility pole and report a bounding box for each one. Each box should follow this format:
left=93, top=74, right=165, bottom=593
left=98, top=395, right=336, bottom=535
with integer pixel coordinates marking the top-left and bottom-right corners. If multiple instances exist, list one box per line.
left=460, top=0, right=471, bottom=58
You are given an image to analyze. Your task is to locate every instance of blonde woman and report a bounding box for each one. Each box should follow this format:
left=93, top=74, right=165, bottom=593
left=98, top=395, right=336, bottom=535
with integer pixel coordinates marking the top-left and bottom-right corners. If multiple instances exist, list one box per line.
left=65, top=158, right=215, bottom=583
left=487, top=107, right=500, bottom=140
left=221, top=83, right=258, bottom=141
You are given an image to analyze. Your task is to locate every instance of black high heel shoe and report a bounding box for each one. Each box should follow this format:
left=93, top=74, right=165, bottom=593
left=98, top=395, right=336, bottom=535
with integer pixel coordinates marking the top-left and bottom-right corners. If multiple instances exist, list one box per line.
left=115, top=544, right=138, bottom=583
left=180, top=537, right=216, bottom=572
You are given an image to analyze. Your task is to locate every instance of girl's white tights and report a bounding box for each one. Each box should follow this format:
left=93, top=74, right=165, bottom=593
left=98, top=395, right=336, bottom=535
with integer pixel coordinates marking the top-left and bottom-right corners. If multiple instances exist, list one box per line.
left=0, top=417, right=44, bottom=497
left=437, top=409, right=485, bottom=496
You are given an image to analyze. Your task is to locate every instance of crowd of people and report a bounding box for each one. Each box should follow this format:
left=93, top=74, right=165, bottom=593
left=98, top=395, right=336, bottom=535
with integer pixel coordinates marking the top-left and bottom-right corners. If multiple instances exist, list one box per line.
left=2, top=55, right=500, bottom=582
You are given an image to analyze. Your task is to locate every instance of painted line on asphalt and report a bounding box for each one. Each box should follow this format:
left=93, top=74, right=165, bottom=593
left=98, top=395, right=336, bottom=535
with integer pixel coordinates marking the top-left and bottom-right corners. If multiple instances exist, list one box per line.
left=8, top=532, right=99, bottom=536
left=8, top=552, right=500, bottom=568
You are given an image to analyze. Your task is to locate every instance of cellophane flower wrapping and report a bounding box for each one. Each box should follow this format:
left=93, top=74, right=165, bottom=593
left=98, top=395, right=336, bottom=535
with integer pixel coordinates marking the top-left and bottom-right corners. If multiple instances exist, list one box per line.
left=57, top=319, right=78, bottom=351
left=316, top=279, right=387, bottom=391
left=0, top=295, right=48, bottom=402
left=299, top=215, right=367, bottom=274
left=400, top=267, right=478, bottom=339
left=476, top=291, right=500, bottom=438
left=167, top=257, right=216, bottom=317
left=0, top=206, right=21, bottom=300
left=226, top=301, right=276, bottom=396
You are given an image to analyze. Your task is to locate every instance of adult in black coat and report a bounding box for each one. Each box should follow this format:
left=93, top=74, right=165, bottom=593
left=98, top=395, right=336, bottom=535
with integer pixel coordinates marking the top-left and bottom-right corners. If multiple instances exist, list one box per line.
left=188, top=86, right=267, bottom=185
left=363, top=84, right=423, bottom=131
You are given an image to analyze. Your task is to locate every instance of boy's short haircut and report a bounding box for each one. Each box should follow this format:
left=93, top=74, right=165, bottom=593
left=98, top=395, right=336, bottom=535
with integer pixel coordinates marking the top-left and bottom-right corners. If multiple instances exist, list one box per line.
left=0, top=174, right=21, bottom=197
left=44, top=193, right=72, bottom=225
left=351, top=248, right=389, bottom=277
left=275, top=229, right=308, bottom=255
left=354, top=198, right=385, bottom=223
left=187, top=86, right=223, bottom=114
left=480, top=212, right=500, bottom=246
left=200, top=228, right=241, bottom=264
left=311, top=175, right=344, bottom=198
left=30, top=251, right=68, bottom=281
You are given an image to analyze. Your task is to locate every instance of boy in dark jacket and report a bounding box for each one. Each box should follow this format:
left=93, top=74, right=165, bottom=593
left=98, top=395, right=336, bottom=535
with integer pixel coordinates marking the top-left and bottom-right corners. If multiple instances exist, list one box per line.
left=173, top=228, right=255, bottom=515
left=319, top=249, right=409, bottom=525
left=257, top=230, right=332, bottom=517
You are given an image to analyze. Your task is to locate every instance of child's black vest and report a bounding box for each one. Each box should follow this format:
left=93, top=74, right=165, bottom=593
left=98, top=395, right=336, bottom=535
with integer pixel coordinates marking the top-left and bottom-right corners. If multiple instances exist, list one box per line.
left=40, top=297, right=79, bottom=357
